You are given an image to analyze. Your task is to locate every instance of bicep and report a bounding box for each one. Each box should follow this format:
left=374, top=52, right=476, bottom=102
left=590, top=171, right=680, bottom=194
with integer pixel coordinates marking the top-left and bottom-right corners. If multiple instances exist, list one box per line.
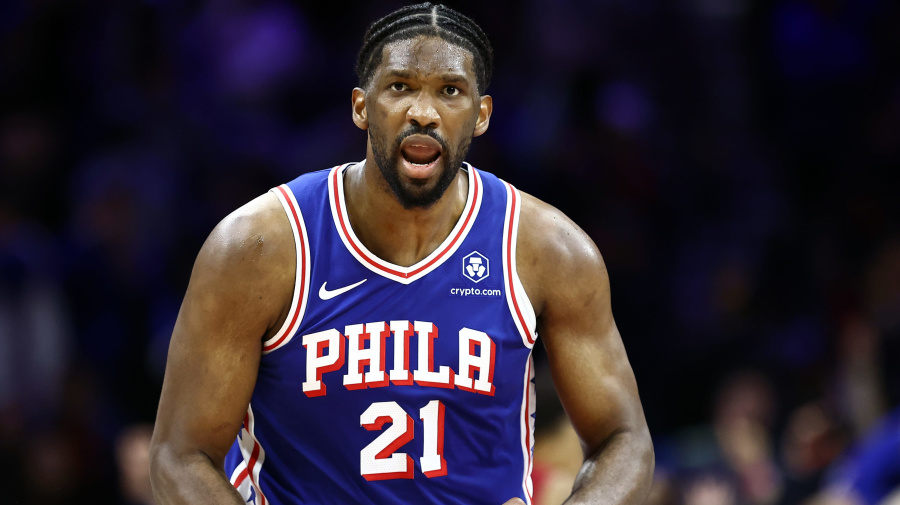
left=153, top=205, right=292, bottom=465
left=155, top=278, right=263, bottom=464
left=534, top=228, right=647, bottom=455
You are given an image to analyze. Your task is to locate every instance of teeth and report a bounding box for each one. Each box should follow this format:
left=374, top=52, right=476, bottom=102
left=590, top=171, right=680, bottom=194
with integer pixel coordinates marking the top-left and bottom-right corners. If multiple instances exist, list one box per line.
left=403, top=153, right=440, bottom=167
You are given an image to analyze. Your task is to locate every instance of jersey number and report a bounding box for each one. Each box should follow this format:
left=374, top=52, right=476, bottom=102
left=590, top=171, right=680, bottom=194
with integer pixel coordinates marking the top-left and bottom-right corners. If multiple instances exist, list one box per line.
left=360, top=400, right=447, bottom=480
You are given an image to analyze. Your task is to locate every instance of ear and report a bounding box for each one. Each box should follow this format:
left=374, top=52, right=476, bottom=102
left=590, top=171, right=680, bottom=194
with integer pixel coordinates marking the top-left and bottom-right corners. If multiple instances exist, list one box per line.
left=351, top=87, right=368, bottom=130
left=473, top=94, right=492, bottom=137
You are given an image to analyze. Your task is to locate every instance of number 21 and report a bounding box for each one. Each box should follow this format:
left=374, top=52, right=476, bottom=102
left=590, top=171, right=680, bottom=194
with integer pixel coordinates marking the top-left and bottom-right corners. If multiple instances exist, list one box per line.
left=360, top=400, right=447, bottom=480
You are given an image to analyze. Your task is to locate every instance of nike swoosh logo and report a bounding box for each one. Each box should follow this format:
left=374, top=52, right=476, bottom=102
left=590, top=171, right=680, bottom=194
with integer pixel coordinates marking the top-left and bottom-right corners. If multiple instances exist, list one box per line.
left=318, top=279, right=367, bottom=300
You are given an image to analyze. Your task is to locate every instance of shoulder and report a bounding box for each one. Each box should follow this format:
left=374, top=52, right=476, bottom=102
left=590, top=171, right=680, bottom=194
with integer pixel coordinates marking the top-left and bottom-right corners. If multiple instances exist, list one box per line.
left=514, top=190, right=607, bottom=319
left=189, top=191, right=296, bottom=338
left=202, top=191, right=293, bottom=268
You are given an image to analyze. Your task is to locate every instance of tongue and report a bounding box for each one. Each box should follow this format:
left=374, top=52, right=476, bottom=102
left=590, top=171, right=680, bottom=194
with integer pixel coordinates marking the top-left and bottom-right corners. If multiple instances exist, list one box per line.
left=402, top=145, right=440, bottom=164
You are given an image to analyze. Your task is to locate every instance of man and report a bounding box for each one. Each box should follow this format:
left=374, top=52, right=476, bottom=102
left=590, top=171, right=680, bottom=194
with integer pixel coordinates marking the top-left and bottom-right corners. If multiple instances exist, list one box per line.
left=149, top=3, right=653, bottom=504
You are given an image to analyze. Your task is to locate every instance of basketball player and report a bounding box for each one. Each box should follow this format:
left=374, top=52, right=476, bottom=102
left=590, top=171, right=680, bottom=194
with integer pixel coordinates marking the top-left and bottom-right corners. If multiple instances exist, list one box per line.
left=149, top=4, right=653, bottom=504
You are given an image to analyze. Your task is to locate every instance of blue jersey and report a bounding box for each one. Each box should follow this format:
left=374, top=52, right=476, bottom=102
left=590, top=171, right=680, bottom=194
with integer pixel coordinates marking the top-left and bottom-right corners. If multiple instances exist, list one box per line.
left=225, top=162, right=538, bottom=505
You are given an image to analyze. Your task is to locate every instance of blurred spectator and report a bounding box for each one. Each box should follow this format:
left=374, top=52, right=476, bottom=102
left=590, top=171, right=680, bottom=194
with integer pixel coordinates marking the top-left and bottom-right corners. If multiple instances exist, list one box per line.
left=780, top=402, right=847, bottom=505
left=713, top=371, right=783, bottom=505
left=24, top=430, right=80, bottom=505
left=683, top=473, right=738, bottom=505
left=116, top=424, right=156, bottom=505
left=817, top=407, right=900, bottom=505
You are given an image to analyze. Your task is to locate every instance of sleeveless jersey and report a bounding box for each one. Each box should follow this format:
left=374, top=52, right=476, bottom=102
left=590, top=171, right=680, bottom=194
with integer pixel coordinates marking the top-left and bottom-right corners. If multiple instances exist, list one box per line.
left=224, top=162, right=539, bottom=505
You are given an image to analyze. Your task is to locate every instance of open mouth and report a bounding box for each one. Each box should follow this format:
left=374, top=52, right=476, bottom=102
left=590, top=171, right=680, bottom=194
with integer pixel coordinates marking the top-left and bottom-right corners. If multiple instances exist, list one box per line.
left=400, top=135, right=442, bottom=167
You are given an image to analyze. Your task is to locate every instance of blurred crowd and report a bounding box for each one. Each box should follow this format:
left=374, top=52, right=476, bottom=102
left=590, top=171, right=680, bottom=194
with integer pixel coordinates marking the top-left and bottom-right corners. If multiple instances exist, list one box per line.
left=0, top=0, right=898, bottom=504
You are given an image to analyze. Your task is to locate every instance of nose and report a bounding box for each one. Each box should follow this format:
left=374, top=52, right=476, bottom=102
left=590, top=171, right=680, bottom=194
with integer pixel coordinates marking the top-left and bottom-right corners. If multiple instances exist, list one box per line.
left=406, top=91, right=440, bottom=129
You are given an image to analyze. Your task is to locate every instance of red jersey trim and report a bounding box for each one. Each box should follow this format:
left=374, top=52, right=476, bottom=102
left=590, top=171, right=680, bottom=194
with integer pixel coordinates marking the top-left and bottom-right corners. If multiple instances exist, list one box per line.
left=230, top=404, right=270, bottom=505
left=329, top=162, right=483, bottom=284
left=502, top=182, right=537, bottom=347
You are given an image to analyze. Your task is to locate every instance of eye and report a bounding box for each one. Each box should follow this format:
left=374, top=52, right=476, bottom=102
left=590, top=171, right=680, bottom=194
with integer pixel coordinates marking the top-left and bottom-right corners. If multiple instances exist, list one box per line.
left=443, top=85, right=460, bottom=96
left=390, top=82, right=409, bottom=92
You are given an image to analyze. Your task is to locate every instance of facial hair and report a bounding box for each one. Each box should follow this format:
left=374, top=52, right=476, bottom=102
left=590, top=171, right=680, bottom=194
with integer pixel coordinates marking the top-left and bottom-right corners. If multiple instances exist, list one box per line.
left=369, top=122, right=472, bottom=209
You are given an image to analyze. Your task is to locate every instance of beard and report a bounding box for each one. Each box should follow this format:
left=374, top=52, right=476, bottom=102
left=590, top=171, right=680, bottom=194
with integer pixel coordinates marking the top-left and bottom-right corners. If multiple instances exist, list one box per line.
left=369, top=122, right=472, bottom=209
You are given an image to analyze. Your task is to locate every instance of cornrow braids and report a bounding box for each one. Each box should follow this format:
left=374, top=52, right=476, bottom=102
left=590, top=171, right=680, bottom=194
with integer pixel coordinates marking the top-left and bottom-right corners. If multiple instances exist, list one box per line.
left=356, top=3, right=494, bottom=95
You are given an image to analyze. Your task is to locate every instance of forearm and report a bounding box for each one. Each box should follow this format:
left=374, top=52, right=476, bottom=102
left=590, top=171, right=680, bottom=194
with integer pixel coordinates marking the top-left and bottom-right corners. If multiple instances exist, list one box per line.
left=150, top=444, right=245, bottom=505
left=563, top=429, right=654, bottom=505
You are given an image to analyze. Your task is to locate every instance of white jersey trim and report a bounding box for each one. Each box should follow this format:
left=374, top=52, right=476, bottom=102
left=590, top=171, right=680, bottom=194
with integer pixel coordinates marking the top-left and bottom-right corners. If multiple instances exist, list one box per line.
left=230, top=404, right=270, bottom=505
left=263, top=185, right=312, bottom=354
left=519, top=355, right=536, bottom=504
left=329, top=161, right=483, bottom=285
left=502, top=182, right=538, bottom=347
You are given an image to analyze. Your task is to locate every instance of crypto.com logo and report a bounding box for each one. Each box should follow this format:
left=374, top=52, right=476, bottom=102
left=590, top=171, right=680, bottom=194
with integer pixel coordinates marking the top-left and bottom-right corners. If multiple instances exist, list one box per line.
left=462, top=251, right=489, bottom=283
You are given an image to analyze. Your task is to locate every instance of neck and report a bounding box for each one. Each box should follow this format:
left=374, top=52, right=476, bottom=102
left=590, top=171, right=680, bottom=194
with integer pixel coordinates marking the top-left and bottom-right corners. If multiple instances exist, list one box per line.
left=343, top=160, right=469, bottom=267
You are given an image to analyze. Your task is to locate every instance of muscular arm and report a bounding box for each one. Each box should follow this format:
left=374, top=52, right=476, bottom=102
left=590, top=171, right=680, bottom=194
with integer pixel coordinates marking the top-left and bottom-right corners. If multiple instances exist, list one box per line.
left=149, top=193, right=295, bottom=504
left=518, top=193, right=654, bottom=505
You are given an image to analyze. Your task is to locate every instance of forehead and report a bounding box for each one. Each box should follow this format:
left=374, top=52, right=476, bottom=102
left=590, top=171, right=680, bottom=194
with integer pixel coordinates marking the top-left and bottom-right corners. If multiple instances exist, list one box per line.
left=377, top=35, right=475, bottom=80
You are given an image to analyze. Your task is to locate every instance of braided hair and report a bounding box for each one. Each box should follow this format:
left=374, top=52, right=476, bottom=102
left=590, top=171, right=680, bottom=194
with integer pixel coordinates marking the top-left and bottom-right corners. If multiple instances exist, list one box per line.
left=356, top=3, right=494, bottom=95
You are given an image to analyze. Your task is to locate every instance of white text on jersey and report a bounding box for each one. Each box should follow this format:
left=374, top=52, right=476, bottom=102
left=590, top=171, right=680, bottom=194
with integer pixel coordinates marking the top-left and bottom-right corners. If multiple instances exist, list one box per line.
left=301, top=321, right=496, bottom=397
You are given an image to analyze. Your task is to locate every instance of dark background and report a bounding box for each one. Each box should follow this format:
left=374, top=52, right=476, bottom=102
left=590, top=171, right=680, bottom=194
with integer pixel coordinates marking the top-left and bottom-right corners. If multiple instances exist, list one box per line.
left=1, top=0, right=898, bottom=504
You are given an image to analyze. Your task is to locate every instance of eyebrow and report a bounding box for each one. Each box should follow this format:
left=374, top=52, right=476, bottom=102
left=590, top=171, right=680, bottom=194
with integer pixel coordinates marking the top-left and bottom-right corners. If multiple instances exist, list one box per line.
left=384, top=69, right=469, bottom=84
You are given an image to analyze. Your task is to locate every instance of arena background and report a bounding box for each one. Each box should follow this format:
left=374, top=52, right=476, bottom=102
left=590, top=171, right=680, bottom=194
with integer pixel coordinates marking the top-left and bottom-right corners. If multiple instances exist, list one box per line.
left=1, top=0, right=898, bottom=504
